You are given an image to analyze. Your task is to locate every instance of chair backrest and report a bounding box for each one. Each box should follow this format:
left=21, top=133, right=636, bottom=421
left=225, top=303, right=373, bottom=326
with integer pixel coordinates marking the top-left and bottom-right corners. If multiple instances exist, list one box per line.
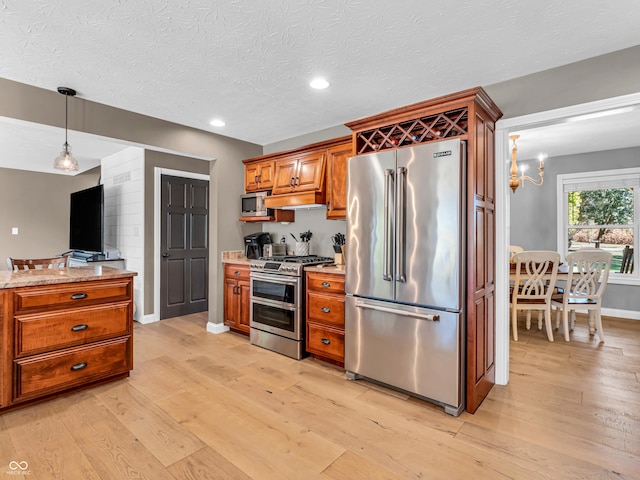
left=620, top=246, right=634, bottom=274
left=565, top=249, right=612, bottom=301
left=509, top=245, right=524, bottom=261
left=512, top=250, right=560, bottom=302
left=8, top=256, right=69, bottom=271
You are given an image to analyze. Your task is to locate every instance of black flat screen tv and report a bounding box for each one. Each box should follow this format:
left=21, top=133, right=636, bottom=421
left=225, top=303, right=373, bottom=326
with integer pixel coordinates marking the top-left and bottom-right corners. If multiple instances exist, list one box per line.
left=69, top=184, right=104, bottom=253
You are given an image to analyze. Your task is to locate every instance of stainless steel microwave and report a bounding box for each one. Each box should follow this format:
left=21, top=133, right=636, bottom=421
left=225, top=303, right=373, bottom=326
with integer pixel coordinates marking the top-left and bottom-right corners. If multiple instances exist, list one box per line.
left=241, top=191, right=272, bottom=217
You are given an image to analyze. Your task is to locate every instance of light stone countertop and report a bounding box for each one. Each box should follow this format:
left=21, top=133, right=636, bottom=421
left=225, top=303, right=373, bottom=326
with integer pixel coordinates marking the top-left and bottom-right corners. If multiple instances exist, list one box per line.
left=304, top=264, right=346, bottom=275
left=221, top=250, right=250, bottom=265
left=0, top=266, right=137, bottom=289
left=222, top=258, right=252, bottom=265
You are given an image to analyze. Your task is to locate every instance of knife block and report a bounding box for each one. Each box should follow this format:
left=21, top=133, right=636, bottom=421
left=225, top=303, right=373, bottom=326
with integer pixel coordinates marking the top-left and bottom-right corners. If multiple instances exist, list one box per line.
left=334, top=246, right=345, bottom=265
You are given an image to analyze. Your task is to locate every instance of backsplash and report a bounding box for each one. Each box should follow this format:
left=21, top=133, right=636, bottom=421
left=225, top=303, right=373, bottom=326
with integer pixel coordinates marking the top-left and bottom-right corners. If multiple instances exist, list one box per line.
left=262, top=208, right=346, bottom=258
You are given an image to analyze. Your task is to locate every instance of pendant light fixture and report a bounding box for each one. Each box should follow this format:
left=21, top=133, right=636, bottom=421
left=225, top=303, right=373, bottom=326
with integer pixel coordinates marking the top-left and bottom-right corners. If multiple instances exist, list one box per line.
left=53, top=86, right=79, bottom=172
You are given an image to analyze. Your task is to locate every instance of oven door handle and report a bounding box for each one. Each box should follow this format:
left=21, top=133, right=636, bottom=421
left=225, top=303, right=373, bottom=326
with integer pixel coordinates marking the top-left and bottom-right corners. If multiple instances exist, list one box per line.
left=250, top=297, right=297, bottom=311
left=250, top=272, right=300, bottom=286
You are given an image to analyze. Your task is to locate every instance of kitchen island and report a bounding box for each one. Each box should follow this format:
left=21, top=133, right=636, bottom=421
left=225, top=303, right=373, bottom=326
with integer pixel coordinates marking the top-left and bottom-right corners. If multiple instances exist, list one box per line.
left=0, top=266, right=136, bottom=413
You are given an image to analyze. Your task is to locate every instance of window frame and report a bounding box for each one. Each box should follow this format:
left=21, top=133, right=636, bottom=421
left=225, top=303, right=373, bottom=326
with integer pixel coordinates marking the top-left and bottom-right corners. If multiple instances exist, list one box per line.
left=557, top=167, right=640, bottom=286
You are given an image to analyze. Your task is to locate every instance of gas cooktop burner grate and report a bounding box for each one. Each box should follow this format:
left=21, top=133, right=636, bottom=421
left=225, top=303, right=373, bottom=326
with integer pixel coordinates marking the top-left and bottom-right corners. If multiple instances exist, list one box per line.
left=260, top=255, right=334, bottom=264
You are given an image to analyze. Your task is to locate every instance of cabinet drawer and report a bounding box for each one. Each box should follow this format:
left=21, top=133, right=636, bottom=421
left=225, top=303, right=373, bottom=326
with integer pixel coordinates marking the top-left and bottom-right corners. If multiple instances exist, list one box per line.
left=13, top=279, right=132, bottom=314
left=307, top=323, right=344, bottom=363
left=224, top=263, right=250, bottom=281
left=15, top=302, right=132, bottom=357
left=307, top=292, right=344, bottom=328
left=14, top=337, right=131, bottom=401
left=306, top=272, right=345, bottom=294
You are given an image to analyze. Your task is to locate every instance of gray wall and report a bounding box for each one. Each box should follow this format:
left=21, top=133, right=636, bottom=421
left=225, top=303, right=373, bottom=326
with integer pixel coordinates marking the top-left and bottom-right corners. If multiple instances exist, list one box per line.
left=484, top=45, right=640, bottom=120
left=0, top=78, right=262, bottom=325
left=143, top=150, right=210, bottom=315
left=510, top=147, right=639, bottom=312
left=3, top=44, right=640, bottom=321
left=263, top=45, right=640, bottom=316
left=0, top=166, right=100, bottom=267
left=263, top=208, right=345, bottom=259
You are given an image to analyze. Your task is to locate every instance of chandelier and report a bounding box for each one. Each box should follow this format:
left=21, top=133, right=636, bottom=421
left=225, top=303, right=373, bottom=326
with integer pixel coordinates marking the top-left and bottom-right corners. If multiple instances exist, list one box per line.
left=508, top=134, right=544, bottom=193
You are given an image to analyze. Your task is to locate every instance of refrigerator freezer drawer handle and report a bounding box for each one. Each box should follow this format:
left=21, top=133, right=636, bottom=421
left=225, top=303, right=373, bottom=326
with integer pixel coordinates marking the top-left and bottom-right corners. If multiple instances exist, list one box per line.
left=354, top=301, right=440, bottom=321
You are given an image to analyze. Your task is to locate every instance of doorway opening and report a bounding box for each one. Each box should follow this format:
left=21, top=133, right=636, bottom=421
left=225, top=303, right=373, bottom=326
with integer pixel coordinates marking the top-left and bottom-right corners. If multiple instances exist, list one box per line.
left=494, top=91, right=640, bottom=385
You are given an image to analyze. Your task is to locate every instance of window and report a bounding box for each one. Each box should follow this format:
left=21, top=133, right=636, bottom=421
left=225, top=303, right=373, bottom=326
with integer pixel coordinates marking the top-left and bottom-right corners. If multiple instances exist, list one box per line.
left=557, top=167, right=639, bottom=285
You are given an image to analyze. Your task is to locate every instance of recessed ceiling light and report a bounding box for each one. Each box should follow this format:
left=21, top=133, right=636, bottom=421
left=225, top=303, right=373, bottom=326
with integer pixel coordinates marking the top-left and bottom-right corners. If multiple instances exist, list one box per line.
left=309, top=78, right=330, bottom=90
left=209, top=119, right=226, bottom=127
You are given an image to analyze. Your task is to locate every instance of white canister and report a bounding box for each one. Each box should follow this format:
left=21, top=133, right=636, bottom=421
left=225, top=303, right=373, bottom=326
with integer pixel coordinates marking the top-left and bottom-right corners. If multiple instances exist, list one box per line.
left=295, top=241, right=310, bottom=256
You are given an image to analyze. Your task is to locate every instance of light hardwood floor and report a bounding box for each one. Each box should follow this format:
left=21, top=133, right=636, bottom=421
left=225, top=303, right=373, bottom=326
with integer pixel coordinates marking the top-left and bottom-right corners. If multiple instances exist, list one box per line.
left=1, top=312, right=638, bottom=479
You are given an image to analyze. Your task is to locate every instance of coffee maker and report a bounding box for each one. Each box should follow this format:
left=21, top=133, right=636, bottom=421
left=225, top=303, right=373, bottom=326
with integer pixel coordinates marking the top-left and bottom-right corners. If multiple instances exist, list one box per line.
left=244, top=232, right=272, bottom=259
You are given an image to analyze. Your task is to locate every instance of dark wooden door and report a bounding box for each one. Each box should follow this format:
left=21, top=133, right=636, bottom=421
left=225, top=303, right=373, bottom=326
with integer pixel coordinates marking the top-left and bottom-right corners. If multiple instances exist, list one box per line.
left=160, top=175, right=209, bottom=319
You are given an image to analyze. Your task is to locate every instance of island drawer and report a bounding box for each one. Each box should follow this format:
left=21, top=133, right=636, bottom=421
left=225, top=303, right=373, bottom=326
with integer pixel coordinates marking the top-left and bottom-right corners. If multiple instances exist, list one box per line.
left=15, top=302, right=132, bottom=357
left=13, top=279, right=132, bottom=314
left=307, top=292, right=345, bottom=328
left=307, top=324, right=344, bottom=363
left=14, top=337, right=131, bottom=401
left=306, top=272, right=345, bottom=294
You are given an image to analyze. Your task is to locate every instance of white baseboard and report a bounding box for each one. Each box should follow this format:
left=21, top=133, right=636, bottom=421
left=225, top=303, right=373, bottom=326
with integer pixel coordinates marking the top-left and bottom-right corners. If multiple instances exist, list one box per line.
left=137, top=314, right=159, bottom=325
left=206, top=322, right=230, bottom=334
left=602, top=307, right=640, bottom=321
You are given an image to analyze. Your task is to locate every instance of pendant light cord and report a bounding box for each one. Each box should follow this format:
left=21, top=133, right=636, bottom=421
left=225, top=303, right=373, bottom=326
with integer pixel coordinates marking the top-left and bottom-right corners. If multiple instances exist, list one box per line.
left=65, top=93, right=68, bottom=146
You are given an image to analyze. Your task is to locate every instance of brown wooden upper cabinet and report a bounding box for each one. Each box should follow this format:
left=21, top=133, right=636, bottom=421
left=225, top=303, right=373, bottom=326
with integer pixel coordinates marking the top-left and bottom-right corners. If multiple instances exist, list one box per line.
left=242, top=136, right=352, bottom=220
left=326, top=141, right=353, bottom=219
left=244, top=159, right=275, bottom=192
left=272, top=151, right=326, bottom=195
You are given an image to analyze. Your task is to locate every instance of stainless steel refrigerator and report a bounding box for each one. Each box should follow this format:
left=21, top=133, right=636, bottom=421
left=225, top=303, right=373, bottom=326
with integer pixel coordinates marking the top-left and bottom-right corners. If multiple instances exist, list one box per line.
left=345, top=138, right=466, bottom=416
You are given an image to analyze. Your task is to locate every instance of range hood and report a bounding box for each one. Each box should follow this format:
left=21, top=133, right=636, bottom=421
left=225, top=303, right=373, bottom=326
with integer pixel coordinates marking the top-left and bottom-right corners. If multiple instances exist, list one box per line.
left=264, top=191, right=326, bottom=210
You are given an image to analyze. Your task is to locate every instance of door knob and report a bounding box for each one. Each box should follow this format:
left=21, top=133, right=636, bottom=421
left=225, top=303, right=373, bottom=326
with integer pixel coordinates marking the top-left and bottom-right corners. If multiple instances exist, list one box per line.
left=162, top=252, right=170, bottom=258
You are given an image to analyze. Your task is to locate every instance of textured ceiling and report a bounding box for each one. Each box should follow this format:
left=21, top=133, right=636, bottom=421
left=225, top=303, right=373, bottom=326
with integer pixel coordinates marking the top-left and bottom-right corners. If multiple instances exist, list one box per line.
left=1, top=0, right=640, bottom=174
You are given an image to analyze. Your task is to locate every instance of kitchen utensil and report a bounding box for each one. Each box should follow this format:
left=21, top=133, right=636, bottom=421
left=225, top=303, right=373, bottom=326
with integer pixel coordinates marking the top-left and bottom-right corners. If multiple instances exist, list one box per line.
left=299, top=230, right=312, bottom=242
left=290, top=233, right=298, bottom=242
left=331, top=233, right=345, bottom=246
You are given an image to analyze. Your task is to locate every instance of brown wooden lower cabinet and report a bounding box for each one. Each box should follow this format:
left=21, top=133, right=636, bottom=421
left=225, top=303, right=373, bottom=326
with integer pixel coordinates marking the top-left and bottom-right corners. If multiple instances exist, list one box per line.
left=223, top=263, right=251, bottom=335
left=0, top=274, right=135, bottom=413
left=305, top=271, right=345, bottom=366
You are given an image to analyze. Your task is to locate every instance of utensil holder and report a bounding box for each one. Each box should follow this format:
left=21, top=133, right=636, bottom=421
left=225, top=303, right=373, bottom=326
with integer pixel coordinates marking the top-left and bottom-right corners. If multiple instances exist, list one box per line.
left=334, top=245, right=345, bottom=265
left=295, top=241, right=309, bottom=256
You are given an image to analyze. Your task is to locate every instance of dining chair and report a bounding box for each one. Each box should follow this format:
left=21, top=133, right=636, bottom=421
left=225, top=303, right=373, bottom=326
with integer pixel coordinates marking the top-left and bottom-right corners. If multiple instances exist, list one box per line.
left=551, top=249, right=612, bottom=342
left=7, top=256, right=69, bottom=271
left=510, top=250, right=561, bottom=342
left=509, top=245, right=524, bottom=262
left=620, top=245, right=634, bottom=274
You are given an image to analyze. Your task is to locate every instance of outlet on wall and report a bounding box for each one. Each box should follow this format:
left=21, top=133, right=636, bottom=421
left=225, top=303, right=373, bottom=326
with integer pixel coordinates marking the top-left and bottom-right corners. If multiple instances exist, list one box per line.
left=11, top=227, right=18, bottom=235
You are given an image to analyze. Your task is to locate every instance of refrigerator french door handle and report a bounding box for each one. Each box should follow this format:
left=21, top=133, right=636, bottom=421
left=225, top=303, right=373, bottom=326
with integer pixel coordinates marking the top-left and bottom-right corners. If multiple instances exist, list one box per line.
left=354, top=300, right=440, bottom=321
left=383, top=168, right=394, bottom=281
left=395, top=166, right=406, bottom=282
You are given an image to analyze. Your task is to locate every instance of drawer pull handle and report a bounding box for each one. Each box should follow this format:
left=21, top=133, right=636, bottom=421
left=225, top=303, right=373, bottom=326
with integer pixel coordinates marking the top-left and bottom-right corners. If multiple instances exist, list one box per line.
left=321, top=338, right=331, bottom=345
left=321, top=282, right=331, bottom=287
left=321, top=307, right=331, bottom=313
left=71, top=324, right=89, bottom=332
left=70, top=362, right=88, bottom=371
left=234, top=271, right=240, bottom=275
left=71, top=293, right=88, bottom=300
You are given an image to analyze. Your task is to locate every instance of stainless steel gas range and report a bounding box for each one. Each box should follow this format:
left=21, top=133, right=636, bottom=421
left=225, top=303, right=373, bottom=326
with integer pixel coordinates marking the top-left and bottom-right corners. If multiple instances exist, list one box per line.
left=249, top=255, right=333, bottom=359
